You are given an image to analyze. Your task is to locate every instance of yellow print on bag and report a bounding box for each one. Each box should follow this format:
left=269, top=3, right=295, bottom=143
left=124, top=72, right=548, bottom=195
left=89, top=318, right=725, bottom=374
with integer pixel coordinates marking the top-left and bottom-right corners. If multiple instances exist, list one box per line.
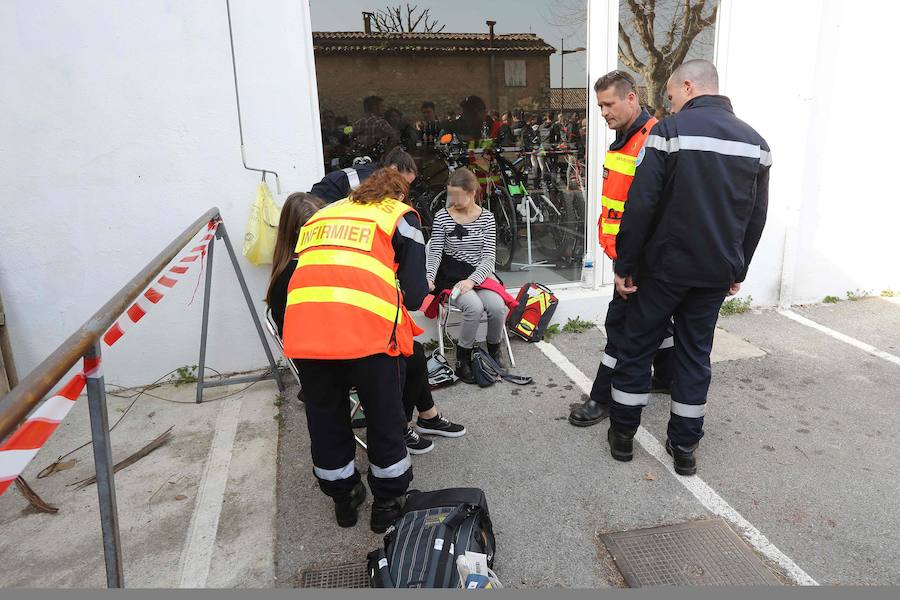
left=295, top=219, right=376, bottom=252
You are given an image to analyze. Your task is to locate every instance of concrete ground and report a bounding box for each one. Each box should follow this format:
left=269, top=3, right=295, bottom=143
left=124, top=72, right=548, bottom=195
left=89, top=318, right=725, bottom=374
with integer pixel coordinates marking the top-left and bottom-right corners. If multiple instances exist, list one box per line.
left=0, top=375, right=281, bottom=588
left=276, top=297, right=900, bottom=587
left=3, top=297, right=898, bottom=587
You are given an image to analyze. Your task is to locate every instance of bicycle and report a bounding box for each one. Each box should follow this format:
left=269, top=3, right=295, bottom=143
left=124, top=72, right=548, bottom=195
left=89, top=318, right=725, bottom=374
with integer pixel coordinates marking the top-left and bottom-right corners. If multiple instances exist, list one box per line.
left=412, top=136, right=518, bottom=272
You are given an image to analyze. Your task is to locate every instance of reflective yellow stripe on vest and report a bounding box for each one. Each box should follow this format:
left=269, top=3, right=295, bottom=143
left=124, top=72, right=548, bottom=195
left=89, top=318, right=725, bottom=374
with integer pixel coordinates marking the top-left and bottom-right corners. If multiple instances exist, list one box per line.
left=601, top=222, right=621, bottom=235
left=313, top=197, right=410, bottom=237
left=603, top=152, right=637, bottom=177
left=296, top=249, right=396, bottom=288
left=287, top=286, right=402, bottom=325
left=601, top=196, right=626, bottom=213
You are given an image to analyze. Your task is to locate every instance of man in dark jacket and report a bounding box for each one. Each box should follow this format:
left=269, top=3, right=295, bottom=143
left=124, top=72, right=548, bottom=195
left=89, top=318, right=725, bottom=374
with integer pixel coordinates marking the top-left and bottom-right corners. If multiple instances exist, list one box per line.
left=309, top=147, right=417, bottom=203
left=606, top=60, right=771, bottom=476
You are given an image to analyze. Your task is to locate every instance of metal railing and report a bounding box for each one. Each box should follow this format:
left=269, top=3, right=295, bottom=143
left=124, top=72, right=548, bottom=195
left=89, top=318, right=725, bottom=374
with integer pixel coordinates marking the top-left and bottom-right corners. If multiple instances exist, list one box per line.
left=0, top=207, right=284, bottom=587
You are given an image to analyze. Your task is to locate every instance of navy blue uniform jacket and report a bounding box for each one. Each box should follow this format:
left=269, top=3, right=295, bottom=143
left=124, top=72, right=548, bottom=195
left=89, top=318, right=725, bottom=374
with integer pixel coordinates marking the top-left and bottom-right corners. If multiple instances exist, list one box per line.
left=615, top=95, right=771, bottom=287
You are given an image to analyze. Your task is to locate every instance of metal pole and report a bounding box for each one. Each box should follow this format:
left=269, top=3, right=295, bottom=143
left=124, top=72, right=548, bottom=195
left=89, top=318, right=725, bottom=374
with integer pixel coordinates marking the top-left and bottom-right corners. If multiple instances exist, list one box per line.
left=560, top=38, right=565, bottom=118
left=195, top=231, right=216, bottom=404
left=217, top=223, right=283, bottom=392
left=85, top=342, right=124, bottom=588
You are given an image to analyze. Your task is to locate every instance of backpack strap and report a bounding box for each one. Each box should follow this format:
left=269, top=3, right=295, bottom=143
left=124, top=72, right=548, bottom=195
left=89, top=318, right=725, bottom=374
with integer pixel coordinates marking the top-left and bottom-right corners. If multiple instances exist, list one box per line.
left=476, top=349, right=534, bottom=386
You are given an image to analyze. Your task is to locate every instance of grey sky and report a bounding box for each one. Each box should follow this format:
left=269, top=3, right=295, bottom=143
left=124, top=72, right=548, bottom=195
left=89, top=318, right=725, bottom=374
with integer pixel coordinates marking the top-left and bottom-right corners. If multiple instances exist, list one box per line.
left=309, top=0, right=589, bottom=88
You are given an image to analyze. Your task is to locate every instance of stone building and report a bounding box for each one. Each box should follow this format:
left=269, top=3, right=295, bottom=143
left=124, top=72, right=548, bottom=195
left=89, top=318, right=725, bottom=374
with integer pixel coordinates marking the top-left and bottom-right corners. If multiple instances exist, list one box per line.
left=313, top=23, right=555, bottom=122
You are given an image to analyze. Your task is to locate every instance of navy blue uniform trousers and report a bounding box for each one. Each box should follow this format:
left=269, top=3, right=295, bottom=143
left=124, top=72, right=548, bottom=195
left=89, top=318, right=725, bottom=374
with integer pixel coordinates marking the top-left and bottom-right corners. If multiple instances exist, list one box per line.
left=297, top=353, right=412, bottom=500
left=610, top=278, right=728, bottom=447
left=590, top=293, right=675, bottom=404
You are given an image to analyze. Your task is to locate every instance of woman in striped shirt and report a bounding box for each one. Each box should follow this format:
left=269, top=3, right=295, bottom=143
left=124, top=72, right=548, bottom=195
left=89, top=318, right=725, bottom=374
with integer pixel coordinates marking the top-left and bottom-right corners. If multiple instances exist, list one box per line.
left=426, top=168, right=507, bottom=383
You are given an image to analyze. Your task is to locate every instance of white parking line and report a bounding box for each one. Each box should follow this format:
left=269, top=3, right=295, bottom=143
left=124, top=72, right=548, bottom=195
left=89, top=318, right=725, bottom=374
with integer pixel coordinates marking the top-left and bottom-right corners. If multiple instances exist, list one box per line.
left=535, top=341, right=819, bottom=586
left=178, top=397, right=243, bottom=588
left=779, top=310, right=900, bottom=367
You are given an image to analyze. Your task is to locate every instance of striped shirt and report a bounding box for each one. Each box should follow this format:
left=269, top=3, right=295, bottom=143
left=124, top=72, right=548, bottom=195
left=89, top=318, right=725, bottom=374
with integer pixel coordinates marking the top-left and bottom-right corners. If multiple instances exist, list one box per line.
left=426, top=208, right=496, bottom=285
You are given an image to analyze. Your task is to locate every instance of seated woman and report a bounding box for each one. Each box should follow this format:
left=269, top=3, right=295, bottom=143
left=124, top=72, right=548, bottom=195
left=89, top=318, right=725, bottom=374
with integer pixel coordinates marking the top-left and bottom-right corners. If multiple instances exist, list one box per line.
left=425, top=168, right=509, bottom=383
left=265, top=191, right=464, bottom=455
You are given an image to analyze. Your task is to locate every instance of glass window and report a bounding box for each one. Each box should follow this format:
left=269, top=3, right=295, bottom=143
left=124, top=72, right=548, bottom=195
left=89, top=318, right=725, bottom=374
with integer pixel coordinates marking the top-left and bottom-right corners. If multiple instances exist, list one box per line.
left=310, top=0, right=590, bottom=289
left=504, top=60, right=527, bottom=87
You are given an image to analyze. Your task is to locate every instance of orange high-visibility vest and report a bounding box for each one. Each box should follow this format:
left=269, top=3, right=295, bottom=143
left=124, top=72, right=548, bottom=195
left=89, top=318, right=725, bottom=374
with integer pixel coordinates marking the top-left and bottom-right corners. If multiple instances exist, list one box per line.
left=598, top=117, right=657, bottom=260
left=283, top=197, right=423, bottom=360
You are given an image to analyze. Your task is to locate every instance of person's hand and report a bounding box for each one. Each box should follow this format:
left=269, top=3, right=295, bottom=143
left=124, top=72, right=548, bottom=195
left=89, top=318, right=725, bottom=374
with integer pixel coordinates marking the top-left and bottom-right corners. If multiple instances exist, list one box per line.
left=456, top=279, right=475, bottom=295
left=728, top=282, right=741, bottom=296
left=428, top=280, right=435, bottom=292
left=614, top=274, right=638, bottom=300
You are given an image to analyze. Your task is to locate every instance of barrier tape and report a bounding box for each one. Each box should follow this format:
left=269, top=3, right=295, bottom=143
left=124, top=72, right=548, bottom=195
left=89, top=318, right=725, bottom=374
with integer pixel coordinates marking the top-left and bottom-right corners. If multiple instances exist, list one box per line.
left=103, top=220, right=220, bottom=347
left=0, top=219, right=221, bottom=497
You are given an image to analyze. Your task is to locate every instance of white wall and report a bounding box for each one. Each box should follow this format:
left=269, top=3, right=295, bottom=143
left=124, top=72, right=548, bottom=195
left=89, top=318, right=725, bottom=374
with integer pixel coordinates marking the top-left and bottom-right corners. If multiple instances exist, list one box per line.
left=717, top=0, right=900, bottom=306
left=0, top=0, right=324, bottom=386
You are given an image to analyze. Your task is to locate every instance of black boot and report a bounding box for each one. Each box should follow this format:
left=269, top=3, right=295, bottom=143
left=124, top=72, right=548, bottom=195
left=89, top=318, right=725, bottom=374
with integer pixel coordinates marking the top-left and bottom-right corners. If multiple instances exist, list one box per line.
left=568, top=398, right=609, bottom=427
left=334, top=481, right=367, bottom=528
left=455, top=346, right=475, bottom=384
left=370, top=496, right=403, bottom=533
left=665, top=439, right=698, bottom=476
left=487, top=342, right=505, bottom=369
left=607, top=426, right=637, bottom=462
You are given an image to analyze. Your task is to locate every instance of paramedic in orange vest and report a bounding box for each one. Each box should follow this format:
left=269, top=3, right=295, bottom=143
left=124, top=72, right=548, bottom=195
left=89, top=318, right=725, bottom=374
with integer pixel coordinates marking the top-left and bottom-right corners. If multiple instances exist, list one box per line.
left=568, top=70, right=675, bottom=427
left=282, top=168, right=428, bottom=533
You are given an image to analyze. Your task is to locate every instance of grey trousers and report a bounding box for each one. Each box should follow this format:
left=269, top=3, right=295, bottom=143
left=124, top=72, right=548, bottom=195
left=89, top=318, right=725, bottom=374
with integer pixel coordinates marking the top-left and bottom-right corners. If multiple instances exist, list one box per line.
left=451, top=288, right=507, bottom=349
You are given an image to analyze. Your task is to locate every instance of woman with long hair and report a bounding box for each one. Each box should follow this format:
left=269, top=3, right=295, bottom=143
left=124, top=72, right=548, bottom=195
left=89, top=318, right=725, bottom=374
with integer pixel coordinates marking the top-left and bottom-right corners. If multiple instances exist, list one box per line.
left=265, top=192, right=326, bottom=335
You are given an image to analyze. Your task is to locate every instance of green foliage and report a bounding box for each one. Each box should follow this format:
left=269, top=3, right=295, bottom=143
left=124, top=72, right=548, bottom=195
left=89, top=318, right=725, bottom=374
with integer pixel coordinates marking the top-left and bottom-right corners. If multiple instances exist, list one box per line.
left=273, top=394, right=286, bottom=408
left=881, top=289, right=896, bottom=298
left=422, top=339, right=440, bottom=354
left=823, top=295, right=840, bottom=304
left=543, top=324, right=561, bottom=341
left=719, top=296, right=753, bottom=317
left=846, top=289, right=871, bottom=301
left=171, top=365, right=197, bottom=387
left=562, top=317, right=596, bottom=334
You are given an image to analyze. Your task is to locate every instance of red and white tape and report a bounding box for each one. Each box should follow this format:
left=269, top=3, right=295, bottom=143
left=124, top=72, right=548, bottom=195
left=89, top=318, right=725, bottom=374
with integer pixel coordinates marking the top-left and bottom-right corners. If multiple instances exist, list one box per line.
left=104, top=220, right=220, bottom=347
left=0, top=357, right=101, bottom=495
left=0, top=219, right=220, bottom=497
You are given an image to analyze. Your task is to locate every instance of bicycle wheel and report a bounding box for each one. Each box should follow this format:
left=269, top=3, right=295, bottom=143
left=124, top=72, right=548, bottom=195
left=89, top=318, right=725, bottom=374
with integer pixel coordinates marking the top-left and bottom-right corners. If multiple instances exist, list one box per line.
left=536, top=186, right=576, bottom=261
left=491, top=188, right=517, bottom=272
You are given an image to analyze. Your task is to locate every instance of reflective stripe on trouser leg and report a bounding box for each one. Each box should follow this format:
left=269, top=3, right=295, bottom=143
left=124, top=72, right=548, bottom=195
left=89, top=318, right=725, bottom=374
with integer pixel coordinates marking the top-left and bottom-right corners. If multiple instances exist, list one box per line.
left=611, top=387, right=649, bottom=407
left=670, top=401, right=705, bottom=418
left=601, top=352, right=617, bottom=369
left=658, top=336, right=674, bottom=349
left=590, top=351, right=617, bottom=404
left=314, top=459, right=356, bottom=481
left=370, top=453, right=412, bottom=479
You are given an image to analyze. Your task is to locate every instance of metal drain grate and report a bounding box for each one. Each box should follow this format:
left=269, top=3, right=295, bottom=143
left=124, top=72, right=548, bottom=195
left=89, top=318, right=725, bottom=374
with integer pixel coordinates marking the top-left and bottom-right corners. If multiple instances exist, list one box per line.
left=600, top=518, right=781, bottom=587
left=301, top=563, right=371, bottom=588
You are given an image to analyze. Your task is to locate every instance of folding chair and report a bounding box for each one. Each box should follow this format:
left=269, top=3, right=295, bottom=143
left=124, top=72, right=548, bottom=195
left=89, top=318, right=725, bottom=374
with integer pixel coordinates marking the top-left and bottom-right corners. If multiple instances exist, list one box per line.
left=437, top=300, right=516, bottom=368
left=264, top=311, right=367, bottom=451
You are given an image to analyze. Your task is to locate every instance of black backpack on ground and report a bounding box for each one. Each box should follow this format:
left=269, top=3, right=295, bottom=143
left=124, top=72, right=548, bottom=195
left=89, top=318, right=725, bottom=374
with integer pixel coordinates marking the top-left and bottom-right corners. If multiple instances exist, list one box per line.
left=367, top=488, right=496, bottom=588
left=470, top=348, right=533, bottom=388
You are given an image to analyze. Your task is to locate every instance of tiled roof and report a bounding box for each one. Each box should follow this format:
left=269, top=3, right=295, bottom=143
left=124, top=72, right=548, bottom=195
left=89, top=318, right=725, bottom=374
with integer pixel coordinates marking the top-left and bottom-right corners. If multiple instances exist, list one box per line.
left=547, top=88, right=588, bottom=109
left=313, top=31, right=556, bottom=54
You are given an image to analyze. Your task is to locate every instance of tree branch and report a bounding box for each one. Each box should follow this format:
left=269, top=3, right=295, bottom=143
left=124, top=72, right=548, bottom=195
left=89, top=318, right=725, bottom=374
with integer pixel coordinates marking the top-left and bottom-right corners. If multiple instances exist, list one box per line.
left=626, top=0, right=662, bottom=62
left=618, top=23, right=646, bottom=70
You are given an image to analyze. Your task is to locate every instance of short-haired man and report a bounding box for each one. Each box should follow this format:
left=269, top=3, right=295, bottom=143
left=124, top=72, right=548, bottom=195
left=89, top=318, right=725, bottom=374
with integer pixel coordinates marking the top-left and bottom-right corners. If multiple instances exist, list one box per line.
left=568, top=70, right=675, bottom=428
left=352, top=95, right=400, bottom=152
left=419, top=101, right=441, bottom=144
left=607, top=60, right=770, bottom=475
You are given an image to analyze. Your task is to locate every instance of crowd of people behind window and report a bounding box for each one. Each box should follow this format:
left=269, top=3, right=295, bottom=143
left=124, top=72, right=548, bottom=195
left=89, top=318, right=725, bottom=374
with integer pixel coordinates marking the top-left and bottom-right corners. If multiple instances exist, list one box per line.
left=320, top=95, right=589, bottom=171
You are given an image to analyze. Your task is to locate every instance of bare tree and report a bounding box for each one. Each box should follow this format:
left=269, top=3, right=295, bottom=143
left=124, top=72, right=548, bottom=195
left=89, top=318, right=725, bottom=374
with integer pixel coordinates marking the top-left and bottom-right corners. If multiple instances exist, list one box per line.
left=544, top=0, right=718, bottom=112
left=619, top=0, right=717, bottom=110
left=372, top=3, right=445, bottom=33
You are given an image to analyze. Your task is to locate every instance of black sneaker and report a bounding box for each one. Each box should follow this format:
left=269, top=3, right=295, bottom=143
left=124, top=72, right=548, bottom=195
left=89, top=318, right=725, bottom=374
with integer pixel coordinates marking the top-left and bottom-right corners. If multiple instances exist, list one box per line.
left=415, top=413, right=467, bottom=438
left=334, top=481, right=366, bottom=528
left=404, top=425, right=434, bottom=455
